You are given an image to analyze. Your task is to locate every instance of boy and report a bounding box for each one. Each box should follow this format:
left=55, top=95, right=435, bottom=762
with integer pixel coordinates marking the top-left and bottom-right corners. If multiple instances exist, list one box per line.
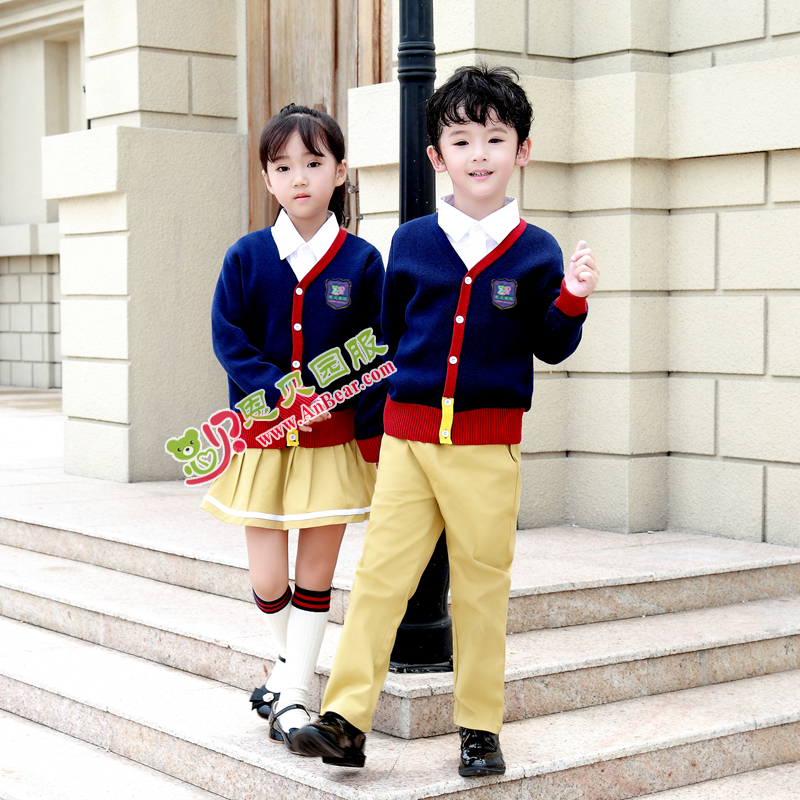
left=292, top=65, right=599, bottom=776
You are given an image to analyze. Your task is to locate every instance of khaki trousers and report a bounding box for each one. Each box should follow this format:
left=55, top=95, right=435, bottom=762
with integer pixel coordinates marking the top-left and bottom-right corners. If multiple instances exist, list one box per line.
left=321, top=435, right=521, bottom=733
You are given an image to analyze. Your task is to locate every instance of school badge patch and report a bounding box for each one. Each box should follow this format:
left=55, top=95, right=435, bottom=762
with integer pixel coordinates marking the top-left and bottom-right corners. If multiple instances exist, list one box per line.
left=325, top=279, right=351, bottom=309
left=491, top=279, right=517, bottom=309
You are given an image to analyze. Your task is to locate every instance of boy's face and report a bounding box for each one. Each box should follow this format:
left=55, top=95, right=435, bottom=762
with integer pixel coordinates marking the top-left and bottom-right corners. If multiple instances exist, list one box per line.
left=426, top=116, right=531, bottom=220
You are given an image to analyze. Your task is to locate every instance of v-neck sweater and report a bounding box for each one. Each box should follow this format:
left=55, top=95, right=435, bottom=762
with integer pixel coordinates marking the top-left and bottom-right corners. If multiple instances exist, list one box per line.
left=381, top=213, right=587, bottom=445
left=212, top=226, right=385, bottom=460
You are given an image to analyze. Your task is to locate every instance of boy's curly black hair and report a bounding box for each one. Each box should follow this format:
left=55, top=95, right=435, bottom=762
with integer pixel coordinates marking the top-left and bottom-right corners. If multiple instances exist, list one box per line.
left=425, top=64, right=533, bottom=154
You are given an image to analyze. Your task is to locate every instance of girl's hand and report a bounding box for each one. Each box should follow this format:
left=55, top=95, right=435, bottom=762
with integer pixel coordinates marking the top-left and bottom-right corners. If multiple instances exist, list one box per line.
left=299, top=411, right=331, bottom=432
left=565, top=240, right=599, bottom=298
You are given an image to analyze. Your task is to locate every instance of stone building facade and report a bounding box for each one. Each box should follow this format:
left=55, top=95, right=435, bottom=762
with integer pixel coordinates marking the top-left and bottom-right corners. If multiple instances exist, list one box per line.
left=1, top=0, right=798, bottom=545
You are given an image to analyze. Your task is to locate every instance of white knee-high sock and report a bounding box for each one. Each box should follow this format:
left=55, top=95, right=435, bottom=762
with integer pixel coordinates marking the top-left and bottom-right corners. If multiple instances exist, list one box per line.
left=273, top=586, right=330, bottom=732
left=253, top=586, right=291, bottom=694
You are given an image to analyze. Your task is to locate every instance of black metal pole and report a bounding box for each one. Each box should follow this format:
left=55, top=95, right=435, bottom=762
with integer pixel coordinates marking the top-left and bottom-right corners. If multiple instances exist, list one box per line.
left=389, top=0, right=452, bottom=674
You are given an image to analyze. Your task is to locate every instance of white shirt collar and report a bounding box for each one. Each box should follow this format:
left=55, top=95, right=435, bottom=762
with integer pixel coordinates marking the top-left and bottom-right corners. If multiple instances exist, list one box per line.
left=271, top=210, right=340, bottom=263
left=437, top=195, right=520, bottom=245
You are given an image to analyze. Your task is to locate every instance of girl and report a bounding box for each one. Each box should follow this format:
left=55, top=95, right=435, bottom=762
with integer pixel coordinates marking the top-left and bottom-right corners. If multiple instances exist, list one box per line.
left=201, top=104, right=385, bottom=752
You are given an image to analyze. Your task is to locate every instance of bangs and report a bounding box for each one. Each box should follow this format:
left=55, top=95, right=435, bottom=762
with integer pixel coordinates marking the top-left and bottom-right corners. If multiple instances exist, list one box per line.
left=262, top=113, right=330, bottom=164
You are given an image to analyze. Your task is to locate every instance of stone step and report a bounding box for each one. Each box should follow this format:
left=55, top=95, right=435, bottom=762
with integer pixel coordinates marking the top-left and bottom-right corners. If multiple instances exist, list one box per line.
left=3, top=499, right=800, bottom=632
left=3, top=543, right=800, bottom=739
left=636, top=761, right=800, bottom=798
left=0, top=710, right=221, bottom=800
left=3, top=617, right=800, bottom=800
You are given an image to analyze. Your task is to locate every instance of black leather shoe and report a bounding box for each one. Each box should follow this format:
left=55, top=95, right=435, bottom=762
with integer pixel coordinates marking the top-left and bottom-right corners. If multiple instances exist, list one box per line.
left=249, top=685, right=279, bottom=719
left=268, top=703, right=310, bottom=752
left=458, top=728, right=506, bottom=777
left=291, top=711, right=366, bottom=768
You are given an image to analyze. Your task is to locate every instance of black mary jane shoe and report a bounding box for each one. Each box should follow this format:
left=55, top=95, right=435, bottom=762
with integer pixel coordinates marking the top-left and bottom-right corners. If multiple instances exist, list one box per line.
left=290, top=711, right=366, bottom=768
left=249, top=685, right=279, bottom=720
left=458, top=727, right=506, bottom=777
left=269, top=703, right=311, bottom=752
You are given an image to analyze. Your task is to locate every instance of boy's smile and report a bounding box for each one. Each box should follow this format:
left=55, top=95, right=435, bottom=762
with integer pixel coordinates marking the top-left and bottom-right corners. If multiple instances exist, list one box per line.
left=427, top=117, right=531, bottom=220
left=262, top=131, right=347, bottom=240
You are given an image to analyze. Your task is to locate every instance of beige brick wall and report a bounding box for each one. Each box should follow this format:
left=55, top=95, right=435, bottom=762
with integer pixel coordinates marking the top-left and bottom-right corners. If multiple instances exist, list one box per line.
left=349, top=0, right=800, bottom=538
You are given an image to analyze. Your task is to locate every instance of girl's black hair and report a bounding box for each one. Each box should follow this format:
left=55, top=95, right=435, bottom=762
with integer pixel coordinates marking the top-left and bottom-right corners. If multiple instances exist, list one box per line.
left=259, top=103, right=348, bottom=226
left=426, top=65, right=533, bottom=154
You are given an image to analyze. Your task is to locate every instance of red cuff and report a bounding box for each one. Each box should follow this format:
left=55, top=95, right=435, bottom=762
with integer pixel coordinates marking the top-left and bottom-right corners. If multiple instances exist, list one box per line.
left=553, top=279, right=588, bottom=316
left=277, top=391, right=320, bottom=422
left=357, top=435, right=382, bottom=464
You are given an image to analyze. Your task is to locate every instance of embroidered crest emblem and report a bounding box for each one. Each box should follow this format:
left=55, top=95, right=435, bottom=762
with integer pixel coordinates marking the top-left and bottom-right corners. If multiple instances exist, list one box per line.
left=325, top=279, right=351, bottom=309
left=491, top=279, right=517, bottom=309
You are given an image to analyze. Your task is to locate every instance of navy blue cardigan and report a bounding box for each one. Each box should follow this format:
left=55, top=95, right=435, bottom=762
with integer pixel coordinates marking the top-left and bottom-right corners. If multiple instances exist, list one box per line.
left=211, top=227, right=385, bottom=459
left=382, top=214, right=586, bottom=445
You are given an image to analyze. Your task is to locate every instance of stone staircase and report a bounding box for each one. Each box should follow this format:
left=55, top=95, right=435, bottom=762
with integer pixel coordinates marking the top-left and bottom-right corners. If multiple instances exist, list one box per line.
left=3, top=499, right=800, bottom=799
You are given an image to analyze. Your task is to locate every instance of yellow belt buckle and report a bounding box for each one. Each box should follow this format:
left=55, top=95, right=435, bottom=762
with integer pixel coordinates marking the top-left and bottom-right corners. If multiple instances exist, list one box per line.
left=286, top=429, right=299, bottom=447
left=439, top=397, right=454, bottom=445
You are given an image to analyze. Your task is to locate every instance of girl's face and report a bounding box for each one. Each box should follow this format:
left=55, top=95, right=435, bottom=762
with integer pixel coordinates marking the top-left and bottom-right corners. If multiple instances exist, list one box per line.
left=262, top=130, right=347, bottom=240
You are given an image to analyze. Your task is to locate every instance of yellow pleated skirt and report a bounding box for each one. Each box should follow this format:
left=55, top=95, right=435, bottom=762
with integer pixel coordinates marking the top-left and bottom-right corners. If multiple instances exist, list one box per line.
left=200, top=441, right=377, bottom=530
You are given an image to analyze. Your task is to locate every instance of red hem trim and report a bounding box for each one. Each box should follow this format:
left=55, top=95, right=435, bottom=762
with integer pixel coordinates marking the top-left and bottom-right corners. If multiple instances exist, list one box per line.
left=384, top=397, right=523, bottom=445
left=554, top=279, right=588, bottom=316
left=356, top=435, right=382, bottom=463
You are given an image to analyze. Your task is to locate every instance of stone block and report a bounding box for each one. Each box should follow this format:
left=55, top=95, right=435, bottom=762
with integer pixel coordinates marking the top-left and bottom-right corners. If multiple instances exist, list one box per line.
left=769, top=0, right=800, bottom=35
left=64, top=418, right=130, bottom=482
left=86, top=50, right=190, bottom=119
left=562, top=296, right=668, bottom=373
left=85, top=0, right=237, bottom=57
left=348, top=83, right=399, bottom=168
left=569, top=377, right=668, bottom=455
left=668, top=378, right=716, bottom=455
left=669, top=296, right=765, bottom=374
left=573, top=73, right=669, bottom=163
left=527, top=0, right=572, bottom=57
left=670, top=56, right=800, bottom=159
left=10, top=361, right=33, bottom=387
left=433, top=0, right=475, bottom=54
left=0, top=224, right=35, bottom=257
left=10, top=305, right=32, bottom=333
left=0, top=362, right=9, bottom=383
left=30, top=257, right=47, bottom=274
left=521, top=75, right=572, bottom=164
left=0, top=332, right=21, bottom=360
left=630, top=0, right=670, bottom=52
left=518, top=457, right=566, bottom=528
left=670, top=154, right=766, bottom=209
left=357, top=167, right=399, bottom=215
left=719, top=380, right=800, bottom=464
left=36, top=223, right=60, bottom=256
left=60, top=299, right=128, bottom=360
left=32, top=362, right=57, bottom=389
left=0, top=275, right=20, bottom=303
left=719, top=208, right=800, bottom=290
left=569, top=160, right=669, bottom=213
left=62, top=360, right=129, bottom=424
left=20, top=333, right=44, bottom=362
left=475, top=0, right=525, bottom=52
left=0, top=306, right=8, bottom=331
left=19, top=275, right=43, bottom=303
left=771, top=150, right=800, bottom=203
left=567, top=456, right=668, bottom=533
left=42, top=128, right=120, bottom=200
left=769, top=296, right=800, bottom=377
left=668, top=213, right=716, bottom=291
left=31, top=304, right=55, bottom=334
left=8, top=257, right=31, bottom=274
left=59, top=193, right=128, bottom=235
left=521, top=161, right=570, bottom=212
left=191, top=57, right=237, bottom=118
left=521, top=377, right=567, bottom=453
left=572, top=0, right=634, bottom=57
left=670, top=0, right=764, bottom=51
left=766, top=466, right=800, bottom=547
left=357, top=216, right=398, bottom=265
left=669, top=457, right=764, bottom=540
left=0, top=258, right=7, bottom=274
left=43, top=274, right=61, bottom=303
left=60, top=235, right=128, bottom=296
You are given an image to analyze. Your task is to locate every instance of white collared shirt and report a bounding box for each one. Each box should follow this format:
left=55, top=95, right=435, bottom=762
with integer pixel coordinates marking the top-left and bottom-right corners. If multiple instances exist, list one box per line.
left=437, top=195, right=520, bottom=270
left=271, top=210, right=340, bottom=281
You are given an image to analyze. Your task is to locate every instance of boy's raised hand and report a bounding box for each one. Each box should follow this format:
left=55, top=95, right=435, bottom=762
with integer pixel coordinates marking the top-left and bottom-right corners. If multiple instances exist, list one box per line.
left=565, top=240, right=599, bottom=298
